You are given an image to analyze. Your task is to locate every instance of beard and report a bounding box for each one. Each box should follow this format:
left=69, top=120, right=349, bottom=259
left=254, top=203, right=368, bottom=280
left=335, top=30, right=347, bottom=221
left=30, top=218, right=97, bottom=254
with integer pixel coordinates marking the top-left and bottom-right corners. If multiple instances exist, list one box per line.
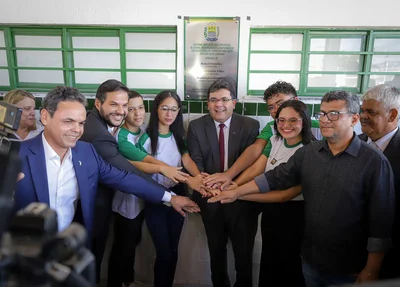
left=99, top=106, right=126, bottom=127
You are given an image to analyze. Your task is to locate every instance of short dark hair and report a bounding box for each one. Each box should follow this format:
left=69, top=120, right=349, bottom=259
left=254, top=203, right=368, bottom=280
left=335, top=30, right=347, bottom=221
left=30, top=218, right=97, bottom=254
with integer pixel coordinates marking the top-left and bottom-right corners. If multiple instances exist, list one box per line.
left=129, top=90, right=143, bottom=100
left=96, top=79, right=130, bottom=103
left=263, top=81, right=297, bottom=102
left=274, top=100, right=315, bottom=144
left=207, top=77, right=237, bottom=100
left=42, top=86, right=87, bottom=117
left=321, top=90, right=360, bottom=114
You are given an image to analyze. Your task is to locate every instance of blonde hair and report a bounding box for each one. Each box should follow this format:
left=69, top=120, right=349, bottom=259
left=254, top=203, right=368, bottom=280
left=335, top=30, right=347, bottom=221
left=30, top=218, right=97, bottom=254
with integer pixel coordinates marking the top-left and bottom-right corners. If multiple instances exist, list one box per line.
left=4, top=89, right=37, bottom=131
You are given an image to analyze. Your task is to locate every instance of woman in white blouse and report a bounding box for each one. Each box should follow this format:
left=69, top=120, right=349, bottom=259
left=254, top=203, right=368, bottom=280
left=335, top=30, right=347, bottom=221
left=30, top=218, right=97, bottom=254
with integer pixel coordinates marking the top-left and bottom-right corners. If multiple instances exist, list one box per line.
left=4, top=89, right=42, bottom=140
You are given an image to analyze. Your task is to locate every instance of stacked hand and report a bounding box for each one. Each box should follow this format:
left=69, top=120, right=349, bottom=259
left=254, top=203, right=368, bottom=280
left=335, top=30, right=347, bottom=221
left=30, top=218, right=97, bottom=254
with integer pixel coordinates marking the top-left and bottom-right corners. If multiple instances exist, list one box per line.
left=187, top=174, right=224, bottom=198
left=184, top=172, right=241, bottom=200
left=207, top=182, right=240, bottom=204
left=186, top=174, right=207, bottom=196
left=160, top=166, right=190, bottom=183
left=203, top=172, right=233, bottom=190
left=170, top=195, right=200, bottom=216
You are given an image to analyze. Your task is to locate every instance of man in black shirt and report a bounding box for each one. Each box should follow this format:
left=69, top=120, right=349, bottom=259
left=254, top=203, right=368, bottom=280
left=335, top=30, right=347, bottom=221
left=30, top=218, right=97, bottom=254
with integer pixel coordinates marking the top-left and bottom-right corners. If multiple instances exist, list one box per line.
left=210, top=91, right=395, bottom=286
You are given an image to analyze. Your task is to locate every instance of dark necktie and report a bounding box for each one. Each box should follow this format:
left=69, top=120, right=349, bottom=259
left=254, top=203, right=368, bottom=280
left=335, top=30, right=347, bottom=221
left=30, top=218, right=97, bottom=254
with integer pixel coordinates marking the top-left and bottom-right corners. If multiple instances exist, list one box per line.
left=219, top=123, right=225, bottom=172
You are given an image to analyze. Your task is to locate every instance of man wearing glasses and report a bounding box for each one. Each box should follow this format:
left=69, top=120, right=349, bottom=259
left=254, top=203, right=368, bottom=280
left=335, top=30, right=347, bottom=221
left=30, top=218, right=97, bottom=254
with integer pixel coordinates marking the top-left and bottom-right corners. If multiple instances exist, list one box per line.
left=187, top=77, right=260, bottom=287
left=204, top=80, right=321, bottom=189
left=209, top=90, right=395, bottom=286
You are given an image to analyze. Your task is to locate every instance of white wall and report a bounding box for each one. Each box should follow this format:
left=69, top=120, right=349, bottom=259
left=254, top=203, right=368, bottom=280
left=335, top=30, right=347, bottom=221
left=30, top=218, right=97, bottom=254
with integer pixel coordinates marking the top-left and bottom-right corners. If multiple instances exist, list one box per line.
left=1, top=0, right=399, bottom=100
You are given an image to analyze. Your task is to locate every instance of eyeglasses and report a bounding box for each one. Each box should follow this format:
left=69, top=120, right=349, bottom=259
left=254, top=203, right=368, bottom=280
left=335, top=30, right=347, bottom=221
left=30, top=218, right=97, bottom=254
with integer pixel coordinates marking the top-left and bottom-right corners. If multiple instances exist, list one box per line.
left=275, top=117, right=303, bottom=126
left=267, top=97, right=296, bottom=112
left=314, top=111, right=353, bottom=121
left=159, top=106, right=180, bottom=114
left=208, top=97, right=233, bottom=104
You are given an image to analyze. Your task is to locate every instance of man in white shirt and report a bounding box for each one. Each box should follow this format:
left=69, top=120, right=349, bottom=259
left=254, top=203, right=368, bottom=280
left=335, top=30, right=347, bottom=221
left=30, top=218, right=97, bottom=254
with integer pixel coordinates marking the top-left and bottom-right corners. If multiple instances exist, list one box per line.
left=359, top=84, right=400, bottom=279
left=15, top=86, right=199, bottom=242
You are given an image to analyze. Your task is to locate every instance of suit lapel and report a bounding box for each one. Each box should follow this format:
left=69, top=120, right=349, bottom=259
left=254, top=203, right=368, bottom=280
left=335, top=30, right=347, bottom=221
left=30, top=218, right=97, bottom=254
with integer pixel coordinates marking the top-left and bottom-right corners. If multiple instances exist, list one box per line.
left=205, top=116, right=220, bottom=169
left=27, top=135, right=50, bottom=204
left=384, top=129, right=400, bottom=158
left=228, top=114, right=241, bottom=167
left=71, top=146, right=91, bottom=227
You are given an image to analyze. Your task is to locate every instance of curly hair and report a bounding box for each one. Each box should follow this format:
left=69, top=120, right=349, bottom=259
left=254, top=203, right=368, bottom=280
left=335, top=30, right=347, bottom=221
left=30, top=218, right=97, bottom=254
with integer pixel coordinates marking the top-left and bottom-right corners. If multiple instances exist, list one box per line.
left=263, top=81, right=297, bottom=102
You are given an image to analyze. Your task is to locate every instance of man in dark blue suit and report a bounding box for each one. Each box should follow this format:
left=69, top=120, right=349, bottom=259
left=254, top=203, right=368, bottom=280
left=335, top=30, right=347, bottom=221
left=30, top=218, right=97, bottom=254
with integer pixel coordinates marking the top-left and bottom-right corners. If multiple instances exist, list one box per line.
left=359, top=84, right=400, bottom=280
left=187, top=78, right=260, bottom=287
left=15, top=86, right=199, bottom=243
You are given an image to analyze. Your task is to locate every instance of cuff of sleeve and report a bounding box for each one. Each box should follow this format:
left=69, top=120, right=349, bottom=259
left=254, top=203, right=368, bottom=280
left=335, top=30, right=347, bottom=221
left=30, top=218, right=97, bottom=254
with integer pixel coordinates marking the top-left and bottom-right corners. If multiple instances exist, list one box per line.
left=162, top=191, right=172, bottom=203
left=254, top=174, right=270, bottom=193
left=367, top=237, right=392, bottom=252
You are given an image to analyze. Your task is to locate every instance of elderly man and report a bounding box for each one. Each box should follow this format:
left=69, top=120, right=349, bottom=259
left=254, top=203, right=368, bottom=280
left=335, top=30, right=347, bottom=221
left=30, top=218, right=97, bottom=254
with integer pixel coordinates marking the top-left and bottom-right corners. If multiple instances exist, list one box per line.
left=359, top=84, right=400, bottom=279
left=209, top=90, right=395, bottom=286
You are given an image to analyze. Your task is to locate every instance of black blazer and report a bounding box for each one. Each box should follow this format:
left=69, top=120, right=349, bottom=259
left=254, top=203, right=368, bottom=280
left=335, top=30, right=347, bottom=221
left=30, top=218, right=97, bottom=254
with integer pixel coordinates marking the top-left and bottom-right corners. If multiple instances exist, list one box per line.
left=80, top=108, right=148, bottom=178
left=187, top=113, right=259, bottom=217
left=359, top=130, right=400, bottom=240
left=79, top=108, right=158, bottom=236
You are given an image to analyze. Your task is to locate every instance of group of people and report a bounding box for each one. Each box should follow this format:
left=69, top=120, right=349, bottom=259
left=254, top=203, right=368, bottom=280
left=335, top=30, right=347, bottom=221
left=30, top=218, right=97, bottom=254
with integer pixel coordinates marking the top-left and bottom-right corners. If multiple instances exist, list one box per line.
left=6, top=77, right=400, bottom=287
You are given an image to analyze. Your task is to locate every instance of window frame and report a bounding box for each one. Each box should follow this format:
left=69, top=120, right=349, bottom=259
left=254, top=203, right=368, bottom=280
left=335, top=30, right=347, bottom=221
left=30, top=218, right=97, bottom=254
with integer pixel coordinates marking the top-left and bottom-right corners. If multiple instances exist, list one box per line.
left=247, top=28, right=400, bottom=97
left=0, top=25, right=178, bottom=94
left=0, top=28, right=10, bottom=89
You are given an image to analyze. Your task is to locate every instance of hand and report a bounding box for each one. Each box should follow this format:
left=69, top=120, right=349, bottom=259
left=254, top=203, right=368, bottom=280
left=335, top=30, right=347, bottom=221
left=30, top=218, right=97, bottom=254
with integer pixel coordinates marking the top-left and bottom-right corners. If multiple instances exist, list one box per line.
left=160, top=166, right=189, bottom=183
left=186, top=174, right=207, bottom=197
left=203, top=186, right=221, bottom=197
left=207, top=188, right=240, bottom=204
left=224, top=182, right=238, bottom=191
left=170, top=195, right=200, bottom=217
left=200, top=172, right=210, bottom=179
left=17, top=173, right=25, bottom=182
left=356, top=269, right=379, bottom=283
left=203, top=172, right=232, bottom=190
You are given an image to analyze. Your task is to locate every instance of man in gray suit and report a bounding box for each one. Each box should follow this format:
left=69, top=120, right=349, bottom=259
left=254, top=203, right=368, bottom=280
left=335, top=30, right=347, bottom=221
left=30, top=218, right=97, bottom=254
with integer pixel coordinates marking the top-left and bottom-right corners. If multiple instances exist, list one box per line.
left=359, top=84, right=400, bottom=280
left=187, top=78, right=260, bottom=287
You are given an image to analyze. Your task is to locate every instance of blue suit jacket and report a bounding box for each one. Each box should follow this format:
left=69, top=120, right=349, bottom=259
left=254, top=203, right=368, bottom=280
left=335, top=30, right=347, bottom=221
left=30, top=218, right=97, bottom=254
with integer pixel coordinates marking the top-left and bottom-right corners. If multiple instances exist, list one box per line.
left=15, top=134, right=166, bottom=238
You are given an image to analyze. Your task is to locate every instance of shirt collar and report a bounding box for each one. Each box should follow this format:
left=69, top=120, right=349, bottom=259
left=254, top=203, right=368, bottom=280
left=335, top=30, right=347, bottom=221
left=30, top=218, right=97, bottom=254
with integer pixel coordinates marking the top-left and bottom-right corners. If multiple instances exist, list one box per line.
left=107, top=125, right=115, bottom=134
left=13, top=130, right=35, bottom=140
left=366, top=127, right=399, bottom=151
left=214, top=116, right=232, bottom=130
left=320, top=132, right=361, bottom=158
left=42, top=133, right=72, bottom=162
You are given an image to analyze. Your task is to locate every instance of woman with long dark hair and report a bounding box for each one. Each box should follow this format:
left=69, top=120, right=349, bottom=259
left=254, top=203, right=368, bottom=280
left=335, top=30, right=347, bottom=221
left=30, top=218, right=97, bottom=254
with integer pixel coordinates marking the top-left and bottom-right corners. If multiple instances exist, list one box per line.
left=231, top=100, right=315, bottom=287
left=137, top=90, right=203, bottom=287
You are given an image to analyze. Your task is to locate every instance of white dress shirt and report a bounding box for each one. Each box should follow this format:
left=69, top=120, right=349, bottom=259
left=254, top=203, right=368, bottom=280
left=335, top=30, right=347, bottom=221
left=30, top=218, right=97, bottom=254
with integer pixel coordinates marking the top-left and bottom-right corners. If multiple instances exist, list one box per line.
left=366, top=127, right=398, bottom=151
left=42, top=133, right=79, bottom=231
left=214, top=117, right=232, bottom=171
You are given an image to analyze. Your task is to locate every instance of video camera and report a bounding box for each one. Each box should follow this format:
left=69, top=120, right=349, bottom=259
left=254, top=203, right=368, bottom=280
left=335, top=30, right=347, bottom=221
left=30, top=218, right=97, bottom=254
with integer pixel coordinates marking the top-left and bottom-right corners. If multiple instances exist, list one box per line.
left=0, top=101, right=21, bottom=155
left=0, top=100, right=95, bottom=287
